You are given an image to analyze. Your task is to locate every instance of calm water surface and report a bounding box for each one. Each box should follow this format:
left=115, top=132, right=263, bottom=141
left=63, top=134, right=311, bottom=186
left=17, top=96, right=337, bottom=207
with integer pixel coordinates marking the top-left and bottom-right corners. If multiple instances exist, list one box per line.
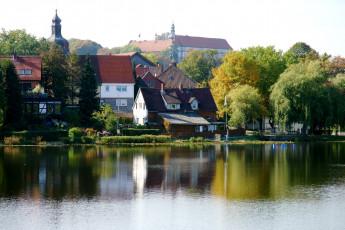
left=1, top=143, right=345, bottom=230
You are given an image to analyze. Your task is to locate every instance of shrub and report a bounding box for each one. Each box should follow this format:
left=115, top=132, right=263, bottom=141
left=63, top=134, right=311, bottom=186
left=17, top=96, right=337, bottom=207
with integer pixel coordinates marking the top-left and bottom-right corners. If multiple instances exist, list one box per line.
left=100, top=135, right=170, bottom=144
left=7, top=130, right=68, bottom=142
left=81, top=136, right=95, bottom=144
left=4, top=136, right=22, bottom=145
left=196, top=137, right=204, bottom=142
left=189, top=137, right=196, bottom=142
left=121, top=128, right=160, bottom=136
left=60, top=137, right=71, bottom=144
left=85, top=128, right=97, bottom=137
left=68, top=127, right=84, bottom=138
left=31, top=136, right=44, bottom=145
left=62, top=108, right=80, bottom=127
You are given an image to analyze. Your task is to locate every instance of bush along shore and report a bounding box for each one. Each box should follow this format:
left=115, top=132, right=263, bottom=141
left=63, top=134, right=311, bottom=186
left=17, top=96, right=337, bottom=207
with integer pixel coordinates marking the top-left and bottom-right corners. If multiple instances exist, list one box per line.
left=2, top=129, right=345, bottom=146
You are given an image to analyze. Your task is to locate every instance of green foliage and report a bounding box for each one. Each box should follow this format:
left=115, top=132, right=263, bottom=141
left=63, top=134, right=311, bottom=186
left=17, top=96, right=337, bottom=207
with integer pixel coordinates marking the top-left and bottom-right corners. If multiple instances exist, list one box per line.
left=79, top=55, right=99, bottom=125
left=188, top=137, right=204, bottom=142
left=121, top=128, right=160, bottom=136
left=0, top=58, right=23, bottom=129
left=81, top=136, right=96, bottom=144
left=284, top=42, right=319, bottom=65
left=1, top=130, right=68, bottom=142
left=62, top=108, right=80, bottom=127
left=241, top=46, right=286, bottom=101
left=178, top=49, right=221, bottom=87
left=65, top=51, right=82, bottom=105
left=227, top=84, right=267, bottom=128
left=0, top=29, right=49, bottom=55
left=41, top=45, right=68, bottom=100
left=155, top=32, right=171, bottom=40
left=100, top=135, right=170, bottom=144
left=210, top=51, right=260, bottom=117
left=68, top=38, right=103, bottom=55
left=91, top=104, right=118, bottom=132
left=120, top=44, right=141, bottom=54
left=161, top=47, right=178, bottom=61
left=68, top=127, right=84, bottom=137
left=0, top=65, right=6, bottom=129
left=270, top=61, right=343, bottom=134
left=97, top=47, right=122, bottom=55
left=141, top=53, right=159, bottom=65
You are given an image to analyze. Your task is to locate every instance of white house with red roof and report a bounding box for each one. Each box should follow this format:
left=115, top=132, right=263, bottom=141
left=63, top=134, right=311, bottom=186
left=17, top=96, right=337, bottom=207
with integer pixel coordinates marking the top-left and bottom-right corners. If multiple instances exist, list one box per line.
left=130, top=24, right=232, bottom=62
left=79, top=55, right=135, bottom=116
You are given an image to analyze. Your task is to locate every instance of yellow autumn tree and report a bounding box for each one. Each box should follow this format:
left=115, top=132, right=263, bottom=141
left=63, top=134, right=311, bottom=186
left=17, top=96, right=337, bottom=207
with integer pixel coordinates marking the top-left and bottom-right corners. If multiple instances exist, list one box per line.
left=210, top=51, right=259, bottom=117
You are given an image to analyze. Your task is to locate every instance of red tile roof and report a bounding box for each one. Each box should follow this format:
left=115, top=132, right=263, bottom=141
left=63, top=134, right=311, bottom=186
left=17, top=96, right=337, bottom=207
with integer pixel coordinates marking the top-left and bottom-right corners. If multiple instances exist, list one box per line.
left=0, top=55, right=42, bottom=81
left=79, top=55, right=135, bottom=84
left=129, top=40, right=173, bottom=53
left=175, top=35, right=232, bottom=50
left=141, top=72, right=164, bottom=89
left=157, top=64, right=196, bottom=88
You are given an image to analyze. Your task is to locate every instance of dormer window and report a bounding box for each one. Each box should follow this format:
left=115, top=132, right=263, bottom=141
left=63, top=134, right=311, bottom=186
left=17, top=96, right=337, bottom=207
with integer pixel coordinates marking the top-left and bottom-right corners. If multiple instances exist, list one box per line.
left=171, top=104, right=176, bottom=109
left=169, top=103, right=180, bottom=110
left=189, top=97, right=199, bottom=110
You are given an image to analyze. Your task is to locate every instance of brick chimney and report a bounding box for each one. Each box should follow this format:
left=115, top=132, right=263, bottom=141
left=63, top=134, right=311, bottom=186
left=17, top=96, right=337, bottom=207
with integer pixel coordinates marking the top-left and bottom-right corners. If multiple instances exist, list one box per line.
left=161, top=83, right=165, bottom=94
left=179, top=82, right=183, bottom=91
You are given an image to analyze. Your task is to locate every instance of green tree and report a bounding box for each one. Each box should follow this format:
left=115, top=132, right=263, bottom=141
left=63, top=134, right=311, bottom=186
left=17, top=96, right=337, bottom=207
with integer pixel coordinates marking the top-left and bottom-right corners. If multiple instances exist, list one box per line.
left=65, top=51, right=81, bottom=105
left=270, top=61, right=332, bottom=135
left=284, top=42, right=319, bottom=65
left=79, top=55, right=99, bottom=125
left=210, top=51, right=259, bottom=117
left=142, top=53, right=159, bottom=65
left=0, top=29, right=48, bottom=55
left=68, top=38, right=103, bottom=55
left=41, top=45, right=68, bottom=100
left=91, top=104, right=118, bottom=133
left=97, top=47, right=122, bottom=55
left=178, top=49, right=221, bottom=87
left=120, top=44, right=141, bottom=54
left=0, top=65, right=6, bottom=129
left=0, top=59, right=23, bottom=129
left=227, top=84, right=267, bottom=128
left=322, top=56, right=345, bottom=77
left=155, top=32, right=171, bottom=40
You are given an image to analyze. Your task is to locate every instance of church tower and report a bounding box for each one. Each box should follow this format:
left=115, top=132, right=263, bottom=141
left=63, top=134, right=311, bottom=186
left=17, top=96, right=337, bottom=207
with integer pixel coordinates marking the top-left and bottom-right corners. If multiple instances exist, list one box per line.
left=170, top=23, right=176, bottom=40
left=48, top=10, right=69, bottom=54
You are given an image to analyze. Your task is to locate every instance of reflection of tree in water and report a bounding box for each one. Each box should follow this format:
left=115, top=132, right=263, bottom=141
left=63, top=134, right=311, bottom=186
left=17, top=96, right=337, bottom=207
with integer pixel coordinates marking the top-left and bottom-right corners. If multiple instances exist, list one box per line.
left=211, top=143, right=345, bottom=200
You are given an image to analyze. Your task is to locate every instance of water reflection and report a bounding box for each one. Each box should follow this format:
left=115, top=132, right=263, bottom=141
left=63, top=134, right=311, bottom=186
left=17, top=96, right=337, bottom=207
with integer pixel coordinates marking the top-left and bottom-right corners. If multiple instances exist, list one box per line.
left=1, top=143, right=345, bottom=201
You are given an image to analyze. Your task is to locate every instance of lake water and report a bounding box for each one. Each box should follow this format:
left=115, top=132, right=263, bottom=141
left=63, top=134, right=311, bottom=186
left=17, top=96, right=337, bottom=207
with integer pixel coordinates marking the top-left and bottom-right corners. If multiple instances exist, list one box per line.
left=1, top=143, right=345, bottom=230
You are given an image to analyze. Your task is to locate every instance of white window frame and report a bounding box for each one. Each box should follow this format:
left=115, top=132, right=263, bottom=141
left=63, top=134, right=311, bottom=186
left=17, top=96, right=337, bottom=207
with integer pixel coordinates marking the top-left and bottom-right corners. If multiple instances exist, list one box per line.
left=26, top=69, right=32, bottom=75
left=19, top=69, right=25, bottom=75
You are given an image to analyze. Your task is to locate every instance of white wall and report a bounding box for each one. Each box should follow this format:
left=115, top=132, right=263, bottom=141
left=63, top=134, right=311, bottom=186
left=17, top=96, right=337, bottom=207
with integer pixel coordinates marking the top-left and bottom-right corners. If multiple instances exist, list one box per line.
left=133, top=91, right=148, bottom=125
left=100, top=83, right=135, bottom=99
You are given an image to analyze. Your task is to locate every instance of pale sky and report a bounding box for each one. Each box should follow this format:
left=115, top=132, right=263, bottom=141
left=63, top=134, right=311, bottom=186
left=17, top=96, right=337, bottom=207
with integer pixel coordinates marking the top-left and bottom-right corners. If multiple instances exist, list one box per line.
left=1, top=0, right=344, bottom=56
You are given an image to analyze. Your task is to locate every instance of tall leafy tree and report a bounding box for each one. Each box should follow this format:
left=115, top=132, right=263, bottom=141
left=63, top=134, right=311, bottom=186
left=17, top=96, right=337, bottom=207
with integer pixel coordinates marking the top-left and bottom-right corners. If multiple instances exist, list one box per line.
left=322, top=56, right=345, bottom=77
left=284, top=42, right=319, bottom=65
left=141, top=53, right=159, bottom=65
left=120, top=44, right=141, bottom=54
left=0, top=64, right=6, bottom=129
left=210, top=51, right=259, bottom=117
left=41, top=45, right=68, bottom=100
left=227, top=84, right=267, bottom=129
left=68, top=38, right=103, bottom=55
left=0, top=59, right=23, bottom=129
left=78, top=55, right=99, bottom=125
left=178, top=49, right=222, bottom=87
left=270, top=61, right=331, bottom=135
left=0, top=29, right=49, bottom=55
left=65, top=51, right=82, bottom=105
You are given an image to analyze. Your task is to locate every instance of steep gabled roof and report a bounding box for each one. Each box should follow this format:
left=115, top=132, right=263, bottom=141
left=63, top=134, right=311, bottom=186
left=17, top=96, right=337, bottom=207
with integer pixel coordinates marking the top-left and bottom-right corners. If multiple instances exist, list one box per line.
left=157, top=64, right=196, bottom=88
left=129, top=40, right=173, bottom=53
left=175, top=35, right=232, bottom=50
left=79, top=55, right=134, bottom=84
left=140, top=87, right=217, bottom=112
left=115, top=51, right=156, bottom=67
left=0, top=55, right=42, bottom=81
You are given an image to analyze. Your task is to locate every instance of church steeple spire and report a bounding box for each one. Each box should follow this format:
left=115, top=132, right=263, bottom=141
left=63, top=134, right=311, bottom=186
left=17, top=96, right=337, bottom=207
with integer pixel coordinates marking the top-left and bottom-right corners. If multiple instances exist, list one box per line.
left=48, top=10, right=69, bottom=54
left=170, top=22, right=175, bottom=40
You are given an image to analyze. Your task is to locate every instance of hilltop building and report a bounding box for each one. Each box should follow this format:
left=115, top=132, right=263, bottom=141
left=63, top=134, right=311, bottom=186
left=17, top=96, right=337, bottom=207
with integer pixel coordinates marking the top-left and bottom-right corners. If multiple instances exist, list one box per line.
left=48, top=10, right=69, bottom=54
left=130, top=24, right=232, bottom=62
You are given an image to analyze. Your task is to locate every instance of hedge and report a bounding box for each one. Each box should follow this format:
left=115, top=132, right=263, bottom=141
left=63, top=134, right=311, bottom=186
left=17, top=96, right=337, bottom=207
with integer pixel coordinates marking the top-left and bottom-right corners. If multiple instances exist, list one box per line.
left=0, top=130, right=68, bottom=141
left=100, top=135, right=170, bottom=144
left=121, top=128, right=160, bottom=136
